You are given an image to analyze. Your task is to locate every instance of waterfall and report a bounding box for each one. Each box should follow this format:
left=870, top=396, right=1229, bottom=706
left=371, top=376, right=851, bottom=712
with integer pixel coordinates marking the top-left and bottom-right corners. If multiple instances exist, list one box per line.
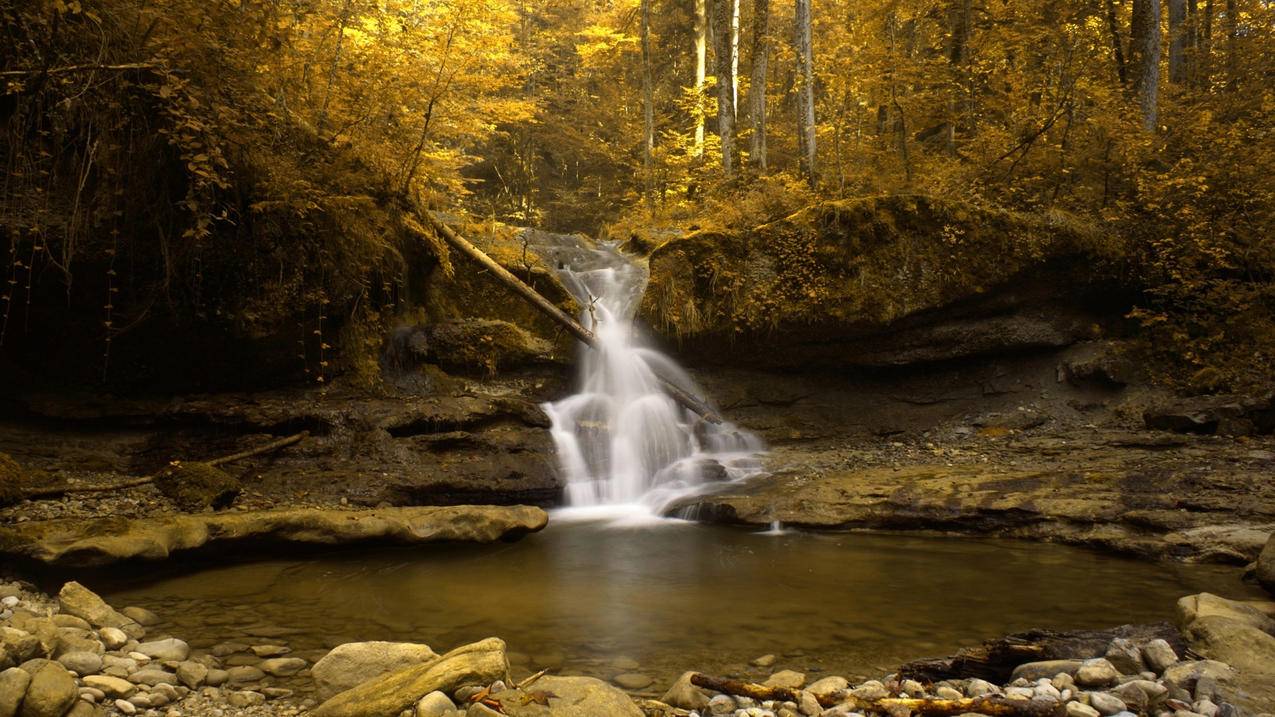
left=533, top=230, right=764, bottom=515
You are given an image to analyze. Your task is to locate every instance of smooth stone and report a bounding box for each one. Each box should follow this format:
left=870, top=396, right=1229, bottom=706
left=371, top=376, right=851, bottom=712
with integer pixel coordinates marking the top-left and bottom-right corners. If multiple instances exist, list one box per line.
left=1196, top=700, right=1220, bottom=717
left=751, top=655, right=777, bottom=668
left=17, top=661, right=77, bottom=717
left=65, top=701, right=96, bottom=717
left=127, top=670, right=174, bottom=687
left=249, top=646, right=290, bottom=658
left=49, top=618, right=90, bottom=633
left=708, top=694, right=736, bottom=715
left=1109, top=682, right=1152, bottom=710
left=1090, top=692, right=1128, bottom=715
left=966, top=679, right=999, bottom=697
left=611, top=673, right=652, bottom=690
left=55, top=653, right=102, bottom=677
left=225, top=666, right=263, bottom=684
left=414, top=691, right=456, bottom=717
left=78, top=689, right=103, bottom=703
left=806, top=677, right=848, bottom=695
left=99, top=656, right=137, bottom=674
left=661, top=672, right=709, bottom=710
left=258, top=658, right=306, bottom=677
left=1012, top=660, right=1083, bottom=683
left=1162, top=661, right=1235, bottom=692
left=117, top=611, right=158, bottom=629
left=52, top=631, right=102, bottom=658
left=610, top=657, right=639, bottom=671
left=311, top=642, right=438, bottom=700
left=1067, top=703, right=1101, bottom=717
left=1104, top=639, right=1146, bottom=676
left=490, top=676, right=643, bottom=717
left=226, top=691, right=265, bottom=708
left=1, top=628, right=42, bottom=668
left=96, top=630, right=127, bottom=652
left=1076, top=659, right=1121, bottom=688
left=56, top=584, right=143, bottom=640
left=174, top=663, right=206, bottom=690
left=114, top=700, right=136, bottom=715
left=133, top=641, right=188, bottom=663
left=261, top=688, right=292, bottom=700
left=81, top=676, right=135, bottom=700
left=203, top=671, right=228, bottom=688
left=0, top=667, right=33, bottom=717
left=765, top=671, right=806, bottom=690
left=466, top=705, right=500, bottom=717
left=209, top=644, right=247, bottom=658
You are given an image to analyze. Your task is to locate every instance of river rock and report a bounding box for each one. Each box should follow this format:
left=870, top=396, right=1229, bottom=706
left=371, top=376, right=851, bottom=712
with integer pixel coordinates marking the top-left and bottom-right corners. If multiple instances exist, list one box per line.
left=1176, top=593, right=1275, bottom=633
left=611, top=673, right=651, bottom=690
left=116, top=610, right=158, bottom=629
left=47, top=619, right=88, bottom=633
left=174, top=662, right=206, bottom=690
left=63, top=701, right=95, bottom=717
left=1257, top=533, right=1275, bottom=596
left=80, top=677, right=134, bottom=700
left=95, top=630, right=126, bottom=652
left=1143, top=639, right=1179, bottom=674
left=112, top=699, right=133, bottom=716
left=54, top=653, right=101, bottom=677
left=127, top=670, right=175, bottom=687
left=806, top=676, right=848, bottom=695
left=55, top=584, right=142, bottom=640
left=764, top=670, right=805, bottom=690
left=1011, top=660, right=1083, bottom=683
left=225, top=666, right=263, bottom=684
left=1103, top=639, right=1145, bottom=675
left=0, top=667, right=32, bottom=717
left=850, top=681, right=888, bottom=701
left=133, top=640, right=188, bottom=663
left=751, top=655, right=776, bottom=668
left=660, top=671, right=709, bottom=710
left=250, top=645, right=289, bottom=658
left=203, top=670, right=228, bottom=687
left=17, top=661, right=77, bottom=717
left=1066, top=703, right=1100, bottom=717
left=312, top=642, right=439, bottom=700
left=1, top=629, right=41, bottom=669
left=413, top=691, right=455, bottom=717
left=258, top=658, right=305, bottom=678
left=312, top=638, right=507, bottom=717
left=966, top=679, right=1000, bottom=697
left=227, top=691, right=265, bottom=708
left=489, top=676, right=641, bottom=717
left=1089, top=691, right=1127, bottom=715
left=707, top=694, right=735, bottom=715
left=52, top=631, right=101, bottom=659
left=1076, top=659, right=1120, bottom=687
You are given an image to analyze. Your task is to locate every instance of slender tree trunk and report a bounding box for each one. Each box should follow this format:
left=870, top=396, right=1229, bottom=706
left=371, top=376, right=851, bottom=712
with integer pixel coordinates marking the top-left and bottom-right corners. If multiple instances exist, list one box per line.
left=1129, top=0, right=1160, bottom=129
left=1201, top=0, right=1214, bottom=81
left=748, top=0, right=769, bottom=169
left=1186, top=0, right=1199, bottom=84
left=1104, top=0, right=1129, bottom=86
left=316, top=0, right=353, bottom=135
left=1168, top=0, right=1187, bottom=83
left=641, top=0, right=654, bottom=208
left=714, top=0, right=735, bottom=175
left=793, top=0, right=816, bottom=183
left=694, top=0, right=707, bottom=155
left=731, top=0, right=740, bottom=118
left=1224, top=0, right=1237, bottom=88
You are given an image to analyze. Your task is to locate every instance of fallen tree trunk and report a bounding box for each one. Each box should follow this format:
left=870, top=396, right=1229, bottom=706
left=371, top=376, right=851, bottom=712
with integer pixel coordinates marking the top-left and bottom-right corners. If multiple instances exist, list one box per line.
left=689, top=674, right=1063, bottom=716
left=422, top=211, right=722, bottom=424
left=18, top=431, right=309, bottom=500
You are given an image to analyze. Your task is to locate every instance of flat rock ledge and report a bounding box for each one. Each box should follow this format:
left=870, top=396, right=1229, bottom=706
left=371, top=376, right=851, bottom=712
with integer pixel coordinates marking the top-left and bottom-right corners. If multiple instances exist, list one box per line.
left=0, top=505, right=548, bottom=567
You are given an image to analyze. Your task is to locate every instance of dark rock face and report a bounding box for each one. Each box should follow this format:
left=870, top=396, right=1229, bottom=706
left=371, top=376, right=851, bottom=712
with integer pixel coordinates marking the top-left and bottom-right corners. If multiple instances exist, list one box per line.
left=1143, top=393, right=1275, bottom=436
left=1257, top=534, right=1275, bottom=596
left=640, top=195, right=1123, bottom=370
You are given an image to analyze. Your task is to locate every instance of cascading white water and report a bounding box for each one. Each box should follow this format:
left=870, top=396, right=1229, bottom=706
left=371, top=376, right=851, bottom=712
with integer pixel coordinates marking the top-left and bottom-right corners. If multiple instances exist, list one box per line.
left=533, top=230, right=764, bottom=515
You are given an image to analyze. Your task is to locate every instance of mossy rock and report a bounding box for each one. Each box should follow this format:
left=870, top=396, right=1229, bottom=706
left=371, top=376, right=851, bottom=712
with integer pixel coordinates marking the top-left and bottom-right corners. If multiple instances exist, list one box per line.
left=424, top=319, right=558, bottom=375
left=0, top=453, right=29, bottom=507
left=153, top=461, right=241, bottom=512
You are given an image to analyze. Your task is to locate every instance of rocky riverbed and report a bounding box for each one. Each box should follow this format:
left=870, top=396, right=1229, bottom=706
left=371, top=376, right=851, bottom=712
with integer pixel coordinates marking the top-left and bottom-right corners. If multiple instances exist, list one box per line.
left=3, top=574, right=1275, bottom=717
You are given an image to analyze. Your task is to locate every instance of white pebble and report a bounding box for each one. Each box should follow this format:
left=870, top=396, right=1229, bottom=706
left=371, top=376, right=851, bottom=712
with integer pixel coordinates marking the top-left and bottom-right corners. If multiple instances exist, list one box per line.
left=115, top=699, right=138, bottom=715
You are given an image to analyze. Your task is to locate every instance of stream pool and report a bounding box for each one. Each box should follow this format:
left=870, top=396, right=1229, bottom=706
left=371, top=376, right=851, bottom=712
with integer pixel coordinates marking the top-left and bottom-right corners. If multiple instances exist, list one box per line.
left=93, top=518, right=1259, bottom=694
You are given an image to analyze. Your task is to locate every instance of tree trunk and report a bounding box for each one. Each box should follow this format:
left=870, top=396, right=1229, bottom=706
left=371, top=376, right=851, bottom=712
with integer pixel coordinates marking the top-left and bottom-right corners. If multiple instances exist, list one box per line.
left=1168, top=0, right=1187, bottom=83
left=731, top=0, right=740, bottom=118
left=1224, top=0, right=1237, bottom=88
left=640, top=0, right=654, bottom=208
left=1129, top=0, right=1160, bottom=130
left=694, top=0, right=707, bottom=155
left=793, top=0, right=816, bottom=183
left=947, top=0, right=971, bottom=155
left=1104, top=0, right=1129, bottom=86
left=714, top=0, right=735, bottom=175
left=748, top=0, right=769, bottom=169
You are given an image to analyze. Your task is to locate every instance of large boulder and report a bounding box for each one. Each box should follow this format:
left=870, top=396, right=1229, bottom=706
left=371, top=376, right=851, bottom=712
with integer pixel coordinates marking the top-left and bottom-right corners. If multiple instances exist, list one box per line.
left=0, top=630, right=41, bottom=671
left=0, top=506, right=547, bottom=567
left=0, top=667, right=32, bottom=717
left=56, top=583, right=143, bottom=639
left=1175, top=593, right=1275, bottom=711
left=152, top=462, right=241, bottom=512
left=490, top=676, right=643, bottom=717
left=16, top=661, right=76, bottom=717
left=312, top=638, right=508, bottom=717
left=312, top=642, right=438, bottom=699
left=641, top=195, right=1116, bottom=369
left=1257, top=532, right=1275, bottom=596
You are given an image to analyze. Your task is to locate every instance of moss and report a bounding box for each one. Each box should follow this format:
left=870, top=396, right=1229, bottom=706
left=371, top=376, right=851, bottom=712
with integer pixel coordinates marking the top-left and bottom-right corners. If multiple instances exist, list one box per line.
left=425, top=319, right=558, bottom=375
left=154, top=461, right=241, bottom=512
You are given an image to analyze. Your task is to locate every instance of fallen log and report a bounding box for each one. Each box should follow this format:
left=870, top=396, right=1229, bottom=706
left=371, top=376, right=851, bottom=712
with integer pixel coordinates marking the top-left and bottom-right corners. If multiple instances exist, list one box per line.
left=17, top=431, right=309, bottom=500
left=688, top=674, right=1063, bottom=716
left=421, top=211, right=722, bottom=424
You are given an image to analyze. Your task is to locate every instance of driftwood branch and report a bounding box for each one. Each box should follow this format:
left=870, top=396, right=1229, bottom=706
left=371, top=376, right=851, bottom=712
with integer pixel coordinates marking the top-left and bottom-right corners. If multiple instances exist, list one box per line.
left=20, top=431, right=309, bottom=500
left=421, top=211, right=722, bottom=424
left=689, top=674, right=1063, bottom=717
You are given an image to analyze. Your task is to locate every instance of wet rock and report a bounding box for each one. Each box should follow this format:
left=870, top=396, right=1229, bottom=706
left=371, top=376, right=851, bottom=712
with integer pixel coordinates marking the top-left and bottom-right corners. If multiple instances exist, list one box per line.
left=313, top=638, right=507, bottom=717
left=55, top=584, right=143, bottom=640
left=174, top=663, right=206, bottom=690
left=494, top=676, right=642, bottom=716
left=0, top=507, right=549, bottom=567
left=133, top=641, right=188, bottom=663
left=311, top=642, right=439, bottom=700
left=707, top=694, right=736, bottom=715
left=80, top=677, right=134, bottom=700
left=1089, top=692, right=1128, bottom=715
left=63, top=701, right=95, bottom=717
left=226, top=691, right=264, bottom=708
left=765, top=671, right=806, bottom=690
left=1258, top=533, right=1275, bottom=596
left=153, top=462, right=240, bottom=512
left=806, top=676, right=848, bottom=695
left=203, top=670, right=227, bottom=688
left=47, top=619, right=88, bottom=633
left=1075, top=659, right=1120, bottom=688
left=1066, top=703, right=1100, bottom=717
left=1176, top=593, right=1275, bottom=633
left=127, top=670, right=175, bottom=687
left=413, top=692, right=455, bottom=717
left=611, top=673, right=651, bottom=690
left=0, top=667, right=33, bottom=717
left=224, top=666, right=263, bottom=684
left=54, top=653, right=101, bottom=677
left=258, top=658, right=305, bottom=677
left=112, top=700, right=134, bottom=716
left=850, top=681, right=888, bottom=701
left=117, top=610, right=159, bottom=629
left=249, top=645, right=289, bottom=658
left=17, top=661, right=77, bottom=717
left=1, top=629, right=41, bottom=669
left=751, top=655, right=777, bottom=668
left=1103, top=639, right=1145, bottom=675
left=660, top=671, right=709, bottom=710
left=1143, top=639, right=1179, bottom=674
left=1011, top=660, right=1083, bottom=683
left=52, top=630, right=102, bottom=659
left=96, top=630, right=127, bottom=652
left=966, top=679, right=999, bottom=697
